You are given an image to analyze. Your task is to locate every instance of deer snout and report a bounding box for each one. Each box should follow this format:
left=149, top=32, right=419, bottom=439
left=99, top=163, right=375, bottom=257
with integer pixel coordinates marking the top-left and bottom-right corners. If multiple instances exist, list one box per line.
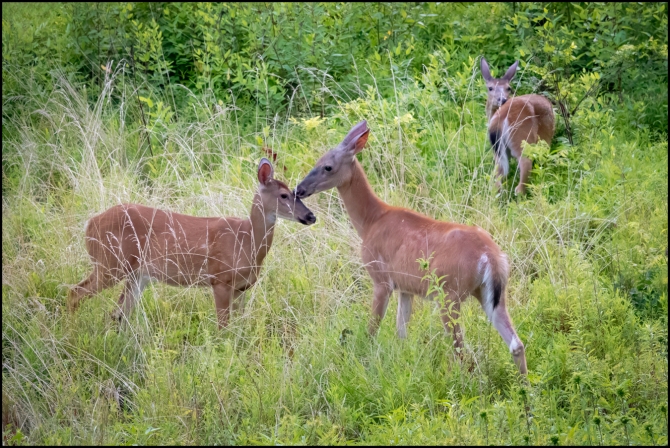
left=501, top=97, right=508, bottom=105
left=298, top=211, right=316, bottom=225
left=295, top=185, right=309, bottom=199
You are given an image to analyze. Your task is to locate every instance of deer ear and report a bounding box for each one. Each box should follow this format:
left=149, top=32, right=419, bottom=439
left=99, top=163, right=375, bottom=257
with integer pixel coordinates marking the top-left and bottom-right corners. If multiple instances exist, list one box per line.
left=481, top=57, right=493, bottom=81
left=339, top=120, right=369, bottom=155
left=503, top=60, right=519, bottom=81
left=352, top=129, right=369, bottom=154
left=257, top=158, right=274, bottom=185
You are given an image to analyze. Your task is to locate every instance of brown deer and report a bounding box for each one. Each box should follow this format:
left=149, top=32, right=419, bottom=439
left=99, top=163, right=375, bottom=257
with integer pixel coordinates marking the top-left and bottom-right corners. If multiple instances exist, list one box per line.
left=481, top=57, right=555, bottom=195
left=295, top=121, right=527, bottom=374
left=68, top=158, right=316, bottom=328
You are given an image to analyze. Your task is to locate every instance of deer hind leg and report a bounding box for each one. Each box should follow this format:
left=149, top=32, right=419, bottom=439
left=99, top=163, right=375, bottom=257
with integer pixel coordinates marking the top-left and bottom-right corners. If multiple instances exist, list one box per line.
left=512, top=122, right=538, bottom=196
left=396, top=292, right=413, bottom=339
left=368, top=281, right=393, bottom=336
left=67, top=268, right=118, bottom=313
left=491, top=304, right=527, bottom=374
left=494, top=148, right=509, bottom=192
left=515, top=156, right=533, bottom=196
left=112, top=272, right=150, bottom=323
left=479, top=279, right=527, bottom=374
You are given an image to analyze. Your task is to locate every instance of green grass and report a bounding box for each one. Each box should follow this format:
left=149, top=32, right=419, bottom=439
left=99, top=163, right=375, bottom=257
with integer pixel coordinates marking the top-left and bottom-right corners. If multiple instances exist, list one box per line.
left=2, top=68, right=667, bottom=445
left=2, top=6, right=668, bottom=444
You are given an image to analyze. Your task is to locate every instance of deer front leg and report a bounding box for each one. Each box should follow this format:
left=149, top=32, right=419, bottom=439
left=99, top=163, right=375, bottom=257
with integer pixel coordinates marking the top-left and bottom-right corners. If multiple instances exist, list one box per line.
left=396, top=292, right=413, bottom=339
left=231, top=289, right=245, bottom=311
left=68, top=268, right=118, bottom=313
left=515, top=156, right=532, bottom=195
left=368, top=281, right=393, bottom=336
left=112, top=273, right=150, bottom=323
left=212, top=283, right=234, bottom=329
left=439, top=293, right=464, bottom=357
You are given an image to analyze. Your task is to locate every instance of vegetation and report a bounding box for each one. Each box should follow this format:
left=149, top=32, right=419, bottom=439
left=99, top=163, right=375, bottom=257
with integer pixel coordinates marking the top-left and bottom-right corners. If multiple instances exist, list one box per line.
left=2, top=2, right=667, bottom=445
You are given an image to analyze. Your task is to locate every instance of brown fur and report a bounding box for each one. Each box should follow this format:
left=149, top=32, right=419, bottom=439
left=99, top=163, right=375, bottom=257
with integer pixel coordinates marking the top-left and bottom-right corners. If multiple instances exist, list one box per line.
left=296, top=121, right=527, bottom=374
left=68, top=159, right=315, bottom=328
left=481, top=58, right=555, bottom=195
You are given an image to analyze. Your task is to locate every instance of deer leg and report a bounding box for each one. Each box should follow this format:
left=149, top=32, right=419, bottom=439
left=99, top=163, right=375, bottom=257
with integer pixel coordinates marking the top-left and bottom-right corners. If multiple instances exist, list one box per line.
left=515, top=156, right=532, bottom=195
left=490, top=304, right=527, bottom=374
left=112, top=273, right=150, bottom=322
left=67, top=268, right=118, bottom=313
left=212, top=283, right=234, bottom=329
left=396, top=292, right=413, bottom=339
left=494, top=148, right=509, bottom=192
left=368, top=281, right=393, bottom=336
left=438, top=293, right=464, bottom=356
left=231, top=289, right=245, bottom=314
left=494, top=166, right=504, bottom=191
left=477, top=279, right=527, bottom=374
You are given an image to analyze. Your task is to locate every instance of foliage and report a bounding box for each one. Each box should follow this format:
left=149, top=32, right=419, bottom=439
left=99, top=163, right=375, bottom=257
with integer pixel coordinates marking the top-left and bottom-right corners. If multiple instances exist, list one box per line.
left=3, top=3, right=666, bottom=135
left=508, top=2, right=668, bottom=142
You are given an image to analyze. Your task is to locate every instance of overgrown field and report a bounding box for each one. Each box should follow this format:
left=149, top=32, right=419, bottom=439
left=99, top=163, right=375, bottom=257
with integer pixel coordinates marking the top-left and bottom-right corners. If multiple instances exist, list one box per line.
left=2, top=2, right=668, bottom=445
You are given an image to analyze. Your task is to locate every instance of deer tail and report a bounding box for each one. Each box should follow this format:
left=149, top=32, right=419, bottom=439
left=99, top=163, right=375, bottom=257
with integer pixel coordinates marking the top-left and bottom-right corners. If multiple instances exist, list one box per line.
left=489, top=128, right=509, bottom=177
left=479, top=251, right=509, bottom=314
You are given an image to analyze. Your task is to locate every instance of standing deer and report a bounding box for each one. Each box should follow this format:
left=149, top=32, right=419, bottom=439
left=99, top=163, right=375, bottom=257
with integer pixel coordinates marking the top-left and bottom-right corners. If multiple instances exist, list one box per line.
left=68, top=158, right=316, bottom=328
left=295, top=121, right=527, bottom=374
left=481, top=57, right=555, bottom=195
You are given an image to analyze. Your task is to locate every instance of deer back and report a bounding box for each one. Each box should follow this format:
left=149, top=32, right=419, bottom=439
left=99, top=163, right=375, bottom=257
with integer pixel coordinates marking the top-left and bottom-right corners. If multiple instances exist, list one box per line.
left=84, top=203, right=254, bottom=286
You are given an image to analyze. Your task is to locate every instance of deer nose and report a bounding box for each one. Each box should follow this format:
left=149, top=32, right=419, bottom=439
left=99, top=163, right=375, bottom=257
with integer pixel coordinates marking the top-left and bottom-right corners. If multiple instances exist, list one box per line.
left=501, top=98, right=508, bottom=105
left=295, top=186, right=307, bottom=198
left=298, top=212, right=316, bottom=226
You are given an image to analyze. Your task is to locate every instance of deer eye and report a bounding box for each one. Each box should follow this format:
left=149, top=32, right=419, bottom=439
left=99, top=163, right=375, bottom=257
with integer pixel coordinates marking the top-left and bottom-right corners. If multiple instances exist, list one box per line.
left=280, top=194, right=288, bottom=199
left=508, top=87, right=512, bottom=91
left=488, top=87, right=493, bottom=91
left=324, top=166, right=332, bottom=172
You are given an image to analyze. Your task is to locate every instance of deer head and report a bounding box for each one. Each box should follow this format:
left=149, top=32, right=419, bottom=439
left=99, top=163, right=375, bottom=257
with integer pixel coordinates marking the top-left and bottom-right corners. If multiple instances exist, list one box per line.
left=257, top=158, right=316, bottom=225
left=295, top=120, right=370, bottom=199
left=481, top=57, right=518, bottom=118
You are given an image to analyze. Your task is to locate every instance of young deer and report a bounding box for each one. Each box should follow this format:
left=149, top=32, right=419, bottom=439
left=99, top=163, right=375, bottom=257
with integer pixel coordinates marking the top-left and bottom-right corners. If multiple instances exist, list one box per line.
left=481, top=57, right=555, bottom=195
left=295, top=121, right=527, bottom=374
left=68, top=158, right=316, bottom=328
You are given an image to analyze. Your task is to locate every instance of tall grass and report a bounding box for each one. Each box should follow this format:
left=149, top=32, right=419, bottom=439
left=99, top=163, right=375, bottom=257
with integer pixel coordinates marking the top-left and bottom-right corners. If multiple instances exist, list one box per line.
left=2, top=57, right=668, bottom=445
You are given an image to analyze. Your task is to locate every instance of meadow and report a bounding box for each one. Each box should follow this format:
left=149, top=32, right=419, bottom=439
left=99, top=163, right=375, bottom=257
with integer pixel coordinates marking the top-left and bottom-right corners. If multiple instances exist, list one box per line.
left=2, top=2, right=668, bottom=445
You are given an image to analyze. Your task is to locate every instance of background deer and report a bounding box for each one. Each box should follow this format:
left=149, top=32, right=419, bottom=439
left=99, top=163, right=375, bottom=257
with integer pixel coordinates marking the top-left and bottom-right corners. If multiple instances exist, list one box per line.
left=295, top=121, right=527, bottom=374
left=481, top=57, right=555, bottom=195
left=68, top=158, right=316, bottom=328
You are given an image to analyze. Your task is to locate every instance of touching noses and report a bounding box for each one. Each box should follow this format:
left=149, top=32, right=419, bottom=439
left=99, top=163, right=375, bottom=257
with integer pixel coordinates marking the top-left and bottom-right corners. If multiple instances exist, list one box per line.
left=295, top=186, right=307, bottom=198
left=298, top=211, right=316, bottom=225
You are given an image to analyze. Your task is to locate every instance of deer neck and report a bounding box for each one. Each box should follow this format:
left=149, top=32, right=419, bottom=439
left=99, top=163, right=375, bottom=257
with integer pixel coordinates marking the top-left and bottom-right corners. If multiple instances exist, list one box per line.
left=486, top=100, right=499, bottom=122
left=337, top=159, right=385, bottom=238
left=249, top=192, right=276, bottom=265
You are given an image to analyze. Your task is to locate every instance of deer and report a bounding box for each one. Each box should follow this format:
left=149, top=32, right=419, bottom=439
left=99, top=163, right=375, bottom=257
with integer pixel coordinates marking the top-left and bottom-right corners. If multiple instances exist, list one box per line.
left=67, top=158, right=316, bottom=328
left=295, top=120, right=527, bottom=374
left=481, top=57, right=555, bottom=195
